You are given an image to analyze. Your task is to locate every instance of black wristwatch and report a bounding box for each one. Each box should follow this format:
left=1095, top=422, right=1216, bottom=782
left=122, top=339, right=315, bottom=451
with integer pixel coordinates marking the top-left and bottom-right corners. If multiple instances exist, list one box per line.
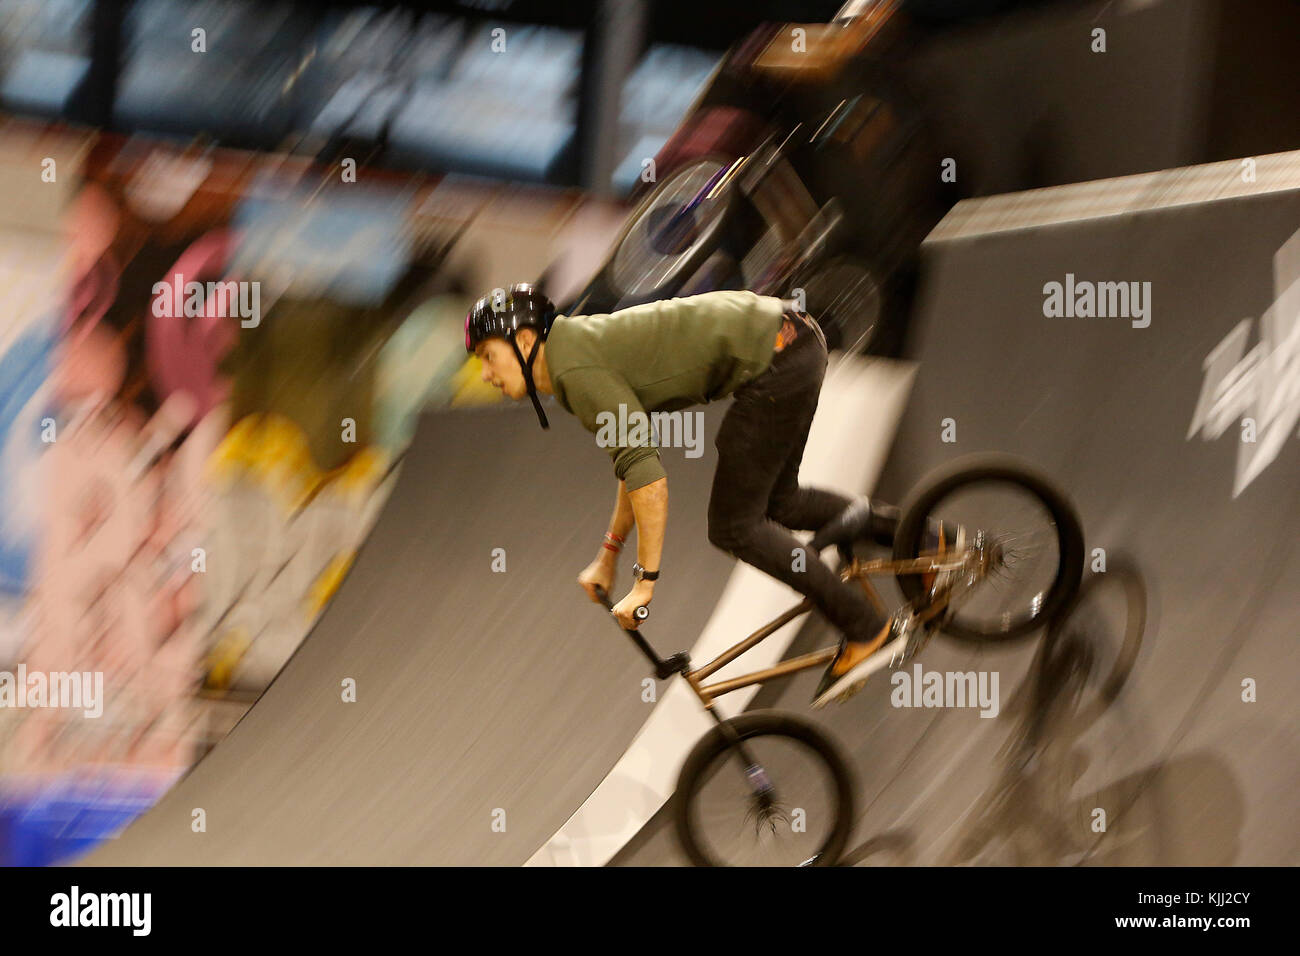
left=632, top=562, right=660, bottom=582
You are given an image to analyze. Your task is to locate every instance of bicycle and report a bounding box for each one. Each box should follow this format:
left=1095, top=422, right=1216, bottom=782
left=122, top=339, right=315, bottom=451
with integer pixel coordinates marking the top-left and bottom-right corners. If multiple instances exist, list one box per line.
left=592, top=454, right=1085, bottom=866
left=566, top=71, right=946, bottom=358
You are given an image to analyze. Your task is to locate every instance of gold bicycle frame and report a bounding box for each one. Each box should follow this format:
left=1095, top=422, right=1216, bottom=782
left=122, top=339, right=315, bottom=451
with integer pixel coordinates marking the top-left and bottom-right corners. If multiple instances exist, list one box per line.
left=682, top=552, right=970, bottom=709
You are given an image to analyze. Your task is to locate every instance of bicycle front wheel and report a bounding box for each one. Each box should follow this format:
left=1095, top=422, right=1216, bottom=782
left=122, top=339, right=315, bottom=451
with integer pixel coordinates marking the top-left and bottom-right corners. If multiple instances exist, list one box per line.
left=673, top=712, right=854, bottom=867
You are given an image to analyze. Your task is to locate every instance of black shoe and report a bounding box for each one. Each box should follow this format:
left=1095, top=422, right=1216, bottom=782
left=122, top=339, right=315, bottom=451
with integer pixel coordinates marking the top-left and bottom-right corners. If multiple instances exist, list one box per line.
left=810, top=498, right=875, bottom=563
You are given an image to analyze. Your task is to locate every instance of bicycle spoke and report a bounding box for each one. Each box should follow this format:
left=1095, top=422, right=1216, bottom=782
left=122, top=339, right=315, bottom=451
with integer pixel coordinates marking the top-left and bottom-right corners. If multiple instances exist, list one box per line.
left=687, top=735, right=839, bottom=866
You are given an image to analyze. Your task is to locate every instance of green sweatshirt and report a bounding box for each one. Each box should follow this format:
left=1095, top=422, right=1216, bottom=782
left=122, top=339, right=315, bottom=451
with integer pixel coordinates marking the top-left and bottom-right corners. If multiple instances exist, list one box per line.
left=545, top=290, right=785, bottom=490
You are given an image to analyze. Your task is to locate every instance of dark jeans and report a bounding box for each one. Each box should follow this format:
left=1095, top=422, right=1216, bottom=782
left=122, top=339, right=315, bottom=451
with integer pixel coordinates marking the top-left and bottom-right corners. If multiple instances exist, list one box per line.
left=707, top=312, right=890, bottom=644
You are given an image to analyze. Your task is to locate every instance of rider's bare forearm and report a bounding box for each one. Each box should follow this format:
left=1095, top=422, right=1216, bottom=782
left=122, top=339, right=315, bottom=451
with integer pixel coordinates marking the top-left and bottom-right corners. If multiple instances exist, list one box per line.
left=628, top=477, right=667, bottom=575
left=599, top=480, right=636, bottom=564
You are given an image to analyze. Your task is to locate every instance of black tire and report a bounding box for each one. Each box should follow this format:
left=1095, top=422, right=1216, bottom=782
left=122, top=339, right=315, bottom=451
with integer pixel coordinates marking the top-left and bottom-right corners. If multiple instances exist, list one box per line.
left=892, top=454, right=1085, bottom=643
left=606, top=155, right=738, bottom=302
left=673, top=711, right=855, bottom=867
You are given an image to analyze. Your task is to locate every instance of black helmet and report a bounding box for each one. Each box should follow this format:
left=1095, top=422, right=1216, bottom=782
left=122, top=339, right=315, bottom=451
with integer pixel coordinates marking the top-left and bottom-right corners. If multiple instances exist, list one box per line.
left=465, top=283, right=558, bottom=429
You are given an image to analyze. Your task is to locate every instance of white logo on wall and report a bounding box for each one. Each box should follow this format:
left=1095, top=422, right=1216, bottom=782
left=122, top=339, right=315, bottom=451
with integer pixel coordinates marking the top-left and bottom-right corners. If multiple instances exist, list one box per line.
left=1188, top=225, right=1300, bottom=496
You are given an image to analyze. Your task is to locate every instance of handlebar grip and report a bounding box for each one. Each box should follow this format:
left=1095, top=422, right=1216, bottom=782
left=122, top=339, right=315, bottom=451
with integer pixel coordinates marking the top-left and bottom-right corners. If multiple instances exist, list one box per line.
left=592, top=586, right=649, bottom=625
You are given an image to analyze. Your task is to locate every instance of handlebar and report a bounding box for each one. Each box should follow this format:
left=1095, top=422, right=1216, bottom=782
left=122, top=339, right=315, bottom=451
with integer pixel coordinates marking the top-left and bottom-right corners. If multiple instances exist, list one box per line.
left=591, top=586, right=690, bottom=681
left=592, top=585, right=649, bottom=623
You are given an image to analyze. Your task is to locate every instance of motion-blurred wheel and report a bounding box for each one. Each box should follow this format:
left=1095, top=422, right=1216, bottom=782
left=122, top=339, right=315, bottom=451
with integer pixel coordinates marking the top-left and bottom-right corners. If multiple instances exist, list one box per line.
left=608, top=156, right=738, bottom=302
left=794, top=254, right=884, bottom=353
left=893, top=455, right=1085, bottom=642
left=673, top=712, right=855, bottom=867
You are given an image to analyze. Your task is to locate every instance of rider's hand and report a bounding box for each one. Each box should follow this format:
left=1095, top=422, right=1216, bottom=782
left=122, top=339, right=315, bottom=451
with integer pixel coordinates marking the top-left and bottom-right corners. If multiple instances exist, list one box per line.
left=612, top=580, right=654, bottom=629
left=577, top=554, right=616, bottom=604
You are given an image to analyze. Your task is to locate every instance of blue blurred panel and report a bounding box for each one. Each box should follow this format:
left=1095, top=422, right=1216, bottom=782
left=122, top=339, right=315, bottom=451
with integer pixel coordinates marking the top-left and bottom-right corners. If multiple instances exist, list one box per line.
left=611, top=132, right=670, bottom=195
left=113, top=53, right=298, bottom=141
left=112, top=0, right=302, bottom=141
left=0, top=777, right=163, bottom=867
left=0, top=49, right=88, bottom=114
left=232, top=184, right=413, bottom=308
left=612, top=44, right=721, bottom=195
left=385, top=22, right=580, bottom=182
left=0, top=324, right=52, bottom=596
left=300, top=9, right=464, bottom=140
left=308, top=73, right=410, bottom=141
left=387, top=81, right=575, bottom=183
left=449, top=23, right=582, bottom=95
left=0, top=0, right=92, bottom=117
left=619, top=44, right=718, bottom=131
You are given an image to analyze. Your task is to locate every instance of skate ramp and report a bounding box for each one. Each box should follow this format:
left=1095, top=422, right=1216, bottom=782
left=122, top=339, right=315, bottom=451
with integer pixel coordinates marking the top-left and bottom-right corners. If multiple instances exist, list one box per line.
left=84, top=404, right=739, bottom=864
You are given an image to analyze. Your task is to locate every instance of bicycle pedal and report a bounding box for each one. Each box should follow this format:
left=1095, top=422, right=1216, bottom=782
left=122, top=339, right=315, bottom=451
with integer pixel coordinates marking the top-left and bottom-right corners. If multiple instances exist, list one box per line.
left=889, top=644, right=923, bottom=669
left=836, top=679, right=868, bottom=704
left=889, top=615, right=933, bottom=668
left=812, top=677, right=866, bottom=710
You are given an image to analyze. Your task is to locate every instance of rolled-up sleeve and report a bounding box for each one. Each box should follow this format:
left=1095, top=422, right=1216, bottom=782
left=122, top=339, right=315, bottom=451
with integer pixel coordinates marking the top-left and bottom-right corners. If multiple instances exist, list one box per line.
left=554, top=366, right=666, bottom=490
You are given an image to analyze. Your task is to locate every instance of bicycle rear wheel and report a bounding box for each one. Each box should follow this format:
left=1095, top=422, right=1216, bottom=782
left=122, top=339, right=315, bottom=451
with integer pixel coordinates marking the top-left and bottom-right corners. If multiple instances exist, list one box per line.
left=893, top=455, right=1085, bottom=642
left=673, top=712, right=854, bottom=867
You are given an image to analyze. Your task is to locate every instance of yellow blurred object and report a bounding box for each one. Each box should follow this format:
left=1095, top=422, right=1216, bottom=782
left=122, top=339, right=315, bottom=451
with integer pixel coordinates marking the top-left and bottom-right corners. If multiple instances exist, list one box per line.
left=307, top=552, right=356, bottom=617
left=252, top=414, right=320, bottom=510
left=330, top=445, right=389, bottom=501
left=206, top=413, right=322, bottom=512
left=449, top=356, right=504, bottom=407
left=203, top=628, right=252, bottom=691
left=206, top=415, right=261, bottom=486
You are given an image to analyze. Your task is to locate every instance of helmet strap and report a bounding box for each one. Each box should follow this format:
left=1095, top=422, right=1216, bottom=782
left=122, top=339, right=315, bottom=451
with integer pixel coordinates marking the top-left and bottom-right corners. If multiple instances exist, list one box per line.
left=510, top=334, right=549, bottom=430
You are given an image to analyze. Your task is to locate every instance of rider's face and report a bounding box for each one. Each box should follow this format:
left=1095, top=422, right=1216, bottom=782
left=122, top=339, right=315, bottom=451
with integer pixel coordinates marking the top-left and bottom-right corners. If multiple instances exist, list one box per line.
left=476, top=335, right=530, bottom=400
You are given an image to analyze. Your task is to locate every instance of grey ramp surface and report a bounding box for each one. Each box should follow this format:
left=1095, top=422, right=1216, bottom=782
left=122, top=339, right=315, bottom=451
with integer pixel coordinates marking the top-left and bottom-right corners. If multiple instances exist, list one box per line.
left=617, top=185, right=1300, bottom=865
left=85, top=404, right=737, bottom=865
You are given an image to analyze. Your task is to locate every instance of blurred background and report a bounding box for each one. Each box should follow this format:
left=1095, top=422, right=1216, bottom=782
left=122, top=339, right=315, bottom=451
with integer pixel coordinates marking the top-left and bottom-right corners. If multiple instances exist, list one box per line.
left=0, top=0, right=1297, bottom=865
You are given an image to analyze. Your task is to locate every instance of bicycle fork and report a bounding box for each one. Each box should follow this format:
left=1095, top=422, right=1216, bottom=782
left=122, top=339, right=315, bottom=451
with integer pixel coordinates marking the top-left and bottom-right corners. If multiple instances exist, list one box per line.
left=592, top=586, right=782, bottom=809
left=702, top=701, right=772, bottom=797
